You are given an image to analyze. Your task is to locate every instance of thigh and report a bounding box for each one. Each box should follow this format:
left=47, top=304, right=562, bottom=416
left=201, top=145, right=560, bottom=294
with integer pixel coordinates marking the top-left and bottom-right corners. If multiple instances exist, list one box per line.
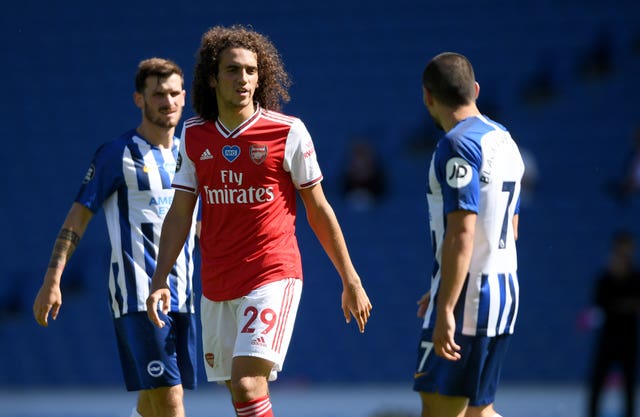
left=170, top=312, right=198, bottom=390
left=234, top=278, right=302, bottom=380
left=200, top=278, right=302, bottom=383
left=113, top=312, right=184, bottom=391
left=413, top=329, right=511, bottom=406
left=200, top=296, right=240, bottom=382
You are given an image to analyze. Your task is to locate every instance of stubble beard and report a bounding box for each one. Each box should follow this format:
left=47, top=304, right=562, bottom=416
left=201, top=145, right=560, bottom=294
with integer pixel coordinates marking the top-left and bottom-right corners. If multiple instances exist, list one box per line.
left=145, top=104, right=179, bottom=129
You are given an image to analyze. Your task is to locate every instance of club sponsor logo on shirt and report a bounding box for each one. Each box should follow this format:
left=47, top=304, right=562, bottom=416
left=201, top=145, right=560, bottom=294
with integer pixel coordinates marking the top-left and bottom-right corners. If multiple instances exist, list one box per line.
left=445, top=157, right=473, bottom=189
left=202, top=169, right=275, bottom=205
left=149, top=196, right=174, bottom=215
left=147, top=360, right=165, bottom=377
left=203, top=185, right=274, bottom=205
left=222, top=145, right=241, bottom=162
left=149, top=196, right=174, bottom=206
left=249, top=144, right=268, bottom=165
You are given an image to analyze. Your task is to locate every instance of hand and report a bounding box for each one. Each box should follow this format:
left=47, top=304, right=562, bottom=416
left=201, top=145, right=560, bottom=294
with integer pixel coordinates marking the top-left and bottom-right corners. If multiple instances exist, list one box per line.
left=432, top=309, right=461, bottom=361
left=416, top=291, right=431, bottom=318
left=33, top=284, right=62, bottom=327
left=146, top=287, right=170, bottom=328
left=341, top=282, right=372, bottom=333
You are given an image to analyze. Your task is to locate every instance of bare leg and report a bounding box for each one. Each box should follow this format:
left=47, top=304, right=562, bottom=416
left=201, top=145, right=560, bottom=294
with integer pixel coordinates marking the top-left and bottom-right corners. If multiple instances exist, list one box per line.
left=419, top=391, right=468, bottom=417
left=137, top=385, right=185, bottom=417
left=465, top=403, right=500, bottom=417
left=229, top=356, right=273, bottom=402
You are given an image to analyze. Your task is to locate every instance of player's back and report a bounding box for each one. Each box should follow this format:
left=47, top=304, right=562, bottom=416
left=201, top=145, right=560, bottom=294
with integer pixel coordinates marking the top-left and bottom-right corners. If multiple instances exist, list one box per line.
left=468, top=116, right=524, bottom=277
left=425, top=115, right=525, bottom=336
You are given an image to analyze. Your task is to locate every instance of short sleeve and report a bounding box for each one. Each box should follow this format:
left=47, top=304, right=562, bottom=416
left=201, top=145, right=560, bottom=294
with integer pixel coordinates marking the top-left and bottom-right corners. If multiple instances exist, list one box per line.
left=433, top=136, right=482, bottom=215
left=283, top=119, right=323, bottom=189
left=171, top=125, right=199, bottom=194
left=74, top=142, right=125, bottom=213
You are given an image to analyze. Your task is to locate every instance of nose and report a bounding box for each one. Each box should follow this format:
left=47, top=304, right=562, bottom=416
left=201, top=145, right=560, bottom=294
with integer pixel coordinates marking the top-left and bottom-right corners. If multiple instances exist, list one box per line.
left=159, top=94, right=173, bottom=106
left=239, top=69, right=250, bottom=84
left=160, top=94, right=180, bottom=111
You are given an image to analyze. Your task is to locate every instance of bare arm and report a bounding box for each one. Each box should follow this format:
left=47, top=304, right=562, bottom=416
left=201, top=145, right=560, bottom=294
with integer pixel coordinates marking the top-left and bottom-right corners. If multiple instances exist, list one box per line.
left=433, top=209, right=476, bottom=361
left=33, top=202, right=94, bottom=326
left=513, top=213, right=519, bottom=241
left=146, top=190, right=198, bottom=327
left=298, top=183, right=372, bottom=333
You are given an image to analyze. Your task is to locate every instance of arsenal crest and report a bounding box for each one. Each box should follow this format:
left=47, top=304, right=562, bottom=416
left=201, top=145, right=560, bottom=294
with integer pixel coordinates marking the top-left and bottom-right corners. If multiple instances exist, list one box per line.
left=205, top=352, right=215, bottom=368
left=250, top=144, right=268, bottom=165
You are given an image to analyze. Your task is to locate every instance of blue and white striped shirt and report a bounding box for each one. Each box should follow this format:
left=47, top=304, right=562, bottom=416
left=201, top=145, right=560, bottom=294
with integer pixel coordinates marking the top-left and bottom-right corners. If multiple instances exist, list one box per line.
left=423, top=115, right=524, bottom=337
left=76, top=129, right=197, bottom=318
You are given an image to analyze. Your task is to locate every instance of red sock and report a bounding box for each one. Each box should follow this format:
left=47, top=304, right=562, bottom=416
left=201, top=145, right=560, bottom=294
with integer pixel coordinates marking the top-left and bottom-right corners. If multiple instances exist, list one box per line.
left=234, top=395, right=274, bottom=417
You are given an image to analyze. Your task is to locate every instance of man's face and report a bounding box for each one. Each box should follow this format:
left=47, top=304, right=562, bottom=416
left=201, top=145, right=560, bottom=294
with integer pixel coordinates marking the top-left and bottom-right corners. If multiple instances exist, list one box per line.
left=138, top=73, right=185, bottom=128
left=211, top=47, right=259, bottom=113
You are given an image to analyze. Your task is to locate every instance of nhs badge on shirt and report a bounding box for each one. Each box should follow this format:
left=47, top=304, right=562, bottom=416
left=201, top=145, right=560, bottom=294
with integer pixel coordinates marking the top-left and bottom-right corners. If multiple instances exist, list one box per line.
left=445, top=157, right=472, bottom=189
left=222, top=145, right=240, bottom=162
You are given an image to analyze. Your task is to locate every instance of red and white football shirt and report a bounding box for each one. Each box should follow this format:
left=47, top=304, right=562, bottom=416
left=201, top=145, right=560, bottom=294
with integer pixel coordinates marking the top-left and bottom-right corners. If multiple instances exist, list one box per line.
left=173, top=106, right=323, bottom=301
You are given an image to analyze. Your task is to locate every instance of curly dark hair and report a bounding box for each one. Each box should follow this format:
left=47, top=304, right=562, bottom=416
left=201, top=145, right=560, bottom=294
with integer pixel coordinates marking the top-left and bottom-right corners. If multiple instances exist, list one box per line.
left=192, top=25, right=291, bottom=121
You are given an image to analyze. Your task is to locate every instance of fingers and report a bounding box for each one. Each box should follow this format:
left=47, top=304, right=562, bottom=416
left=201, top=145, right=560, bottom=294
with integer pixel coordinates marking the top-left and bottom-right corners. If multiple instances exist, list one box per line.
left=343, top=308, right=351, bottom=324
left=341, top=286, right=372, bottom=333
left=146, top=292, right=166, bottom=328
left=34, top=302, right=59, bottom=327
left=435, top=339, right=461, bottom=361
left=416, top=302, right=427, bottom=318
left=348, top=301, right=372, bottom=333
left=146, top=305, right=165, bottom=328
left=355, top=310, right=368, bottom=333
left=50, top=304, right=60, bottom=321
left=416, top=291, right=430, bottom=318
left=34, top=305, right=51, bottom=327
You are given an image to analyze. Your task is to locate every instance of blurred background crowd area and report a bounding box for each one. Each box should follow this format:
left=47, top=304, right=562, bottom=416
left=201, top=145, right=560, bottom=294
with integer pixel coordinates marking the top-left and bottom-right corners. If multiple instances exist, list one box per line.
left=1, top=0, right=640, bottom=389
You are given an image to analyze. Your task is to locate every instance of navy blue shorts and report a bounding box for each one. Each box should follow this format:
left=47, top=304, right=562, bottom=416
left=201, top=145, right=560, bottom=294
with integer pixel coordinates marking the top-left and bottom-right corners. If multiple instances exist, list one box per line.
left=113, top=312, right=197, bottom=391
left=412, top=328, right=511, bottom=406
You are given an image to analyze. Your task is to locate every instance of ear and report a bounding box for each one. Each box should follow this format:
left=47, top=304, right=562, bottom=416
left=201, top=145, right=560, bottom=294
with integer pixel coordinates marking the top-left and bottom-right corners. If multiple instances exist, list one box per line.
left=422, top=86, right=433, bottom=107
left=474, top=82, right=480, bottom=99
left=176, top=89, right=187, bottom=107
left=133, top=91, right=144, bottom=109
left=209, top=75, right=217, bottom=88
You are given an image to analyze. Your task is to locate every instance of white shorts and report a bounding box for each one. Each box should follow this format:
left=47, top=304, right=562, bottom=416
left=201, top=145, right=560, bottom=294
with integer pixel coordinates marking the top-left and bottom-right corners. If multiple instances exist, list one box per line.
left=200, top=277, right=302, bottom=382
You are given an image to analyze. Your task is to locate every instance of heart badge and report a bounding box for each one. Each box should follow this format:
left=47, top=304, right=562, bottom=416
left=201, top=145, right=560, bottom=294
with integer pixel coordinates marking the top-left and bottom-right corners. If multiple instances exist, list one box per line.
left=222, top=145, right=241, bottom=162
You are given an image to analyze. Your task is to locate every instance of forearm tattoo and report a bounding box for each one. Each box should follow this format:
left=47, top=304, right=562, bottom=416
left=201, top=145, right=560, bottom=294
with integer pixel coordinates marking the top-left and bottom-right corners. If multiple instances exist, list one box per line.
left=48, top=228, right=81, bottom=269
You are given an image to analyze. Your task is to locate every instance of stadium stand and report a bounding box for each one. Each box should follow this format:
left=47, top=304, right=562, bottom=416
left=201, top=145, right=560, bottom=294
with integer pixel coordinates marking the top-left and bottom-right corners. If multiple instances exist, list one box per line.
left=1, top=0, right=639, bottom=388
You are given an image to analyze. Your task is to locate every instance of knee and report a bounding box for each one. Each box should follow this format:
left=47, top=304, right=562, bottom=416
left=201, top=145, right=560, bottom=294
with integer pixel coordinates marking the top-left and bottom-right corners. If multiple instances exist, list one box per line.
left=146, top=385, right=184, bottom=416
left=230, top=375, right=268, bottom=402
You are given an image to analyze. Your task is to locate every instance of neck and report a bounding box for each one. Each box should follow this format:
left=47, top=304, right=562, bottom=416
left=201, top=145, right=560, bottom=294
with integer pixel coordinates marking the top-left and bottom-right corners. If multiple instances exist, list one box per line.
left=218, top=103, right=257, bottom=131
left=136, top=122, right=175, bottom=148
left=442, top=104, right=481, bottom=132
